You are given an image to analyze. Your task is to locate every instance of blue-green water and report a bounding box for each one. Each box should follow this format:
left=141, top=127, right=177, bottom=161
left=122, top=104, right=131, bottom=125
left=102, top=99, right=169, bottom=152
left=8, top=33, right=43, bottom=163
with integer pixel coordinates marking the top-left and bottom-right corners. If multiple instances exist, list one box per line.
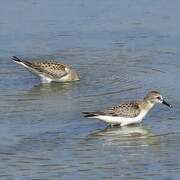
left=1, top=0, right=180, bottom=179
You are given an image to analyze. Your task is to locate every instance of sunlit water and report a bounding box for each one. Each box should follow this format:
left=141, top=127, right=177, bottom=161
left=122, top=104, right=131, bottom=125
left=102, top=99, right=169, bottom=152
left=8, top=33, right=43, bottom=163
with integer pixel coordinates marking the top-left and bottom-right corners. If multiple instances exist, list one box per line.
left=1, top=0, right=180, bottom=179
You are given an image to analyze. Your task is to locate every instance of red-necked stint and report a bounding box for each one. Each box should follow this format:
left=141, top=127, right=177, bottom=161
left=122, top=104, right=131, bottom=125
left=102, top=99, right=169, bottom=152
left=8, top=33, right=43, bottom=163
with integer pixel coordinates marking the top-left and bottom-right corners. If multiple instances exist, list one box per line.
left=83, top=91, right=172, bottom=126
left=13, top=56, right=79, bottom=83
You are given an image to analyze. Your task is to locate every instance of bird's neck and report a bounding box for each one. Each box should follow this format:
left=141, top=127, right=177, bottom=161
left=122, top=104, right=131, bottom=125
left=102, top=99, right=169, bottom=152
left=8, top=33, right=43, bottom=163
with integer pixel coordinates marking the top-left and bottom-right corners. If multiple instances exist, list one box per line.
left=142, top=99, right=155, bottom=111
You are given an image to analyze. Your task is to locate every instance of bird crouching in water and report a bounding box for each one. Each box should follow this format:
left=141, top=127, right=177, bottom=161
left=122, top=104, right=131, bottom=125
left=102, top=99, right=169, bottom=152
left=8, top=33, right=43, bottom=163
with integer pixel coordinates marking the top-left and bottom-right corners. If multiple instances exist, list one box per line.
left=83, top=91, right=172, bottom=127
left=13, top=56, right=79, bottom=83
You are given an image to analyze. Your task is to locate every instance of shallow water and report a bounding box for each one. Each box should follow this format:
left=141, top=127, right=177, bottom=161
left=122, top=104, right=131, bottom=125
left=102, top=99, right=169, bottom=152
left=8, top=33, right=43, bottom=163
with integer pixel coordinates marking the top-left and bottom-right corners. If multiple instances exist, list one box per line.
left=1, top=0, right=180, bottom=179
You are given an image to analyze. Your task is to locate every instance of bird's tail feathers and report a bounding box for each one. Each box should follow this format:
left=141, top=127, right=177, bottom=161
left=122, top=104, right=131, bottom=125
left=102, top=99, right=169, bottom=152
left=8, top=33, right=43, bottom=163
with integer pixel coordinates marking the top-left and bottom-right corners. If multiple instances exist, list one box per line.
left=12, top=56, right=23, bottom=63
left=83, top=111, right=106, bottom=118
left=13, top=56, right=32, bottom=67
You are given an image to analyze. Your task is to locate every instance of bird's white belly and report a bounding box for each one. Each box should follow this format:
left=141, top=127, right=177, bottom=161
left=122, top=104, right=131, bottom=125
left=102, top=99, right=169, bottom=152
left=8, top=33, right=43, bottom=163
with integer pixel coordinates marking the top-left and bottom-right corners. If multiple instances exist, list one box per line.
left=58, top=74, right=71, bottom=82
left=39, top=74, right=53, bottom=83
left=39, top=74, right=70, bottom=83
left=96, top=111, right=148, bottom=126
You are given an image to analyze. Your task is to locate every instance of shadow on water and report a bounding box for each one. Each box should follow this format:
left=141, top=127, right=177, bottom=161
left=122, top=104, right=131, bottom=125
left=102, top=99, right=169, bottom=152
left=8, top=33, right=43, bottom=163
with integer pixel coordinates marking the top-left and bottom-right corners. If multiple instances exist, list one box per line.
left=1, top=81, right=80, bottom=119
left=23, top=81, right=79, bottom=97
left=87, top=124, right=150, bottom=139
left=85, top=124, right=164, bottom=147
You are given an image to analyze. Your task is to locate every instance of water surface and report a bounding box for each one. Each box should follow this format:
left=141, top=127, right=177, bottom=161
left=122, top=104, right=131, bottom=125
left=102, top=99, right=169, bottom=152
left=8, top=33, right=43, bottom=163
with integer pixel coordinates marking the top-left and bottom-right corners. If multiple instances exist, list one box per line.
left=0, top=0, right=180, bottom=179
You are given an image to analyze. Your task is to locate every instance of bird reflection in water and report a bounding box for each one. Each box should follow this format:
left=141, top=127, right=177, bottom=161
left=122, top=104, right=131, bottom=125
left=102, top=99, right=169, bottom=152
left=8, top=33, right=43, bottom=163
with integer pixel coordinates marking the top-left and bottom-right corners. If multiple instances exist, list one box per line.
left=86, top=124, right=161, bottom=146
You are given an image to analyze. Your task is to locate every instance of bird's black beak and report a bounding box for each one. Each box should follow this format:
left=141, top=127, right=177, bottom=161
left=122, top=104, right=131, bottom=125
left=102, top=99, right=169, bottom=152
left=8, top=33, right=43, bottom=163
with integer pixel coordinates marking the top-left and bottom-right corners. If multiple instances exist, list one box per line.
left=162, top=100, right=172, bottom=108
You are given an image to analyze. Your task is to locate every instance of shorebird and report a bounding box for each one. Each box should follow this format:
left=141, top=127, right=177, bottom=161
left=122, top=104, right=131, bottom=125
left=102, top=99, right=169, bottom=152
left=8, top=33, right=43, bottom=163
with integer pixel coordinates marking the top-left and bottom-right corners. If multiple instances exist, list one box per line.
left=13, top=56, right=79, bottom=83
left=83, top=91, right=172, bottom=126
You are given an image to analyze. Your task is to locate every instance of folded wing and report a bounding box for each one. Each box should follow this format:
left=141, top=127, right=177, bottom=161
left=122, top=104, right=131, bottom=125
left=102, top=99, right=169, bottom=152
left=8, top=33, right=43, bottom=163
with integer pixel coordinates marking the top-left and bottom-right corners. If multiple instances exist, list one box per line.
left=107, top=101, right=141, bottom=118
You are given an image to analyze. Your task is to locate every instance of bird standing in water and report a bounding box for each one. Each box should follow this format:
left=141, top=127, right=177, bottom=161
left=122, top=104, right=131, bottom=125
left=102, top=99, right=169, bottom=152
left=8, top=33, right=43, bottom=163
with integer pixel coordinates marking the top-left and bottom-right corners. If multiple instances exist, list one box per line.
left=83, top=91, right=172, bottom=126
left=13, top=56, right=79, bottom=83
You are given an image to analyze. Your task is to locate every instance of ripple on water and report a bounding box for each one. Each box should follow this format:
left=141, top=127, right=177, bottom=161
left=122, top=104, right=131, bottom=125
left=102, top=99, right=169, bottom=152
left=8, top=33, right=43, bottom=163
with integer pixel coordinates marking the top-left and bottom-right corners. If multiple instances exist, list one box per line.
left=0, top=0, right=180, bottom=179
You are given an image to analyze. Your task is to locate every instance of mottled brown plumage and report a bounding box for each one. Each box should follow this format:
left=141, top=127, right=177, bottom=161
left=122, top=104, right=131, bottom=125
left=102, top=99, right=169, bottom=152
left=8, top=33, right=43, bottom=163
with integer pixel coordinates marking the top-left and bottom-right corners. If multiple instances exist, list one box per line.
left=28, top=61, right=68, bottom=78
left=108, top=101, right=141, bottom=118
left=13, top=56, right=79, bottom=83
left=83, top=91, right=172, bottom=126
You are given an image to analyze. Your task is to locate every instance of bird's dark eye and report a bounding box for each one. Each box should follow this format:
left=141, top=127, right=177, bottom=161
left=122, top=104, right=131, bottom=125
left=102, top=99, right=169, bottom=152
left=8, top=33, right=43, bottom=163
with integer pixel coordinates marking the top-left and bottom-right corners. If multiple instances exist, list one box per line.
left=157, top=96, right=161, bottom=100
